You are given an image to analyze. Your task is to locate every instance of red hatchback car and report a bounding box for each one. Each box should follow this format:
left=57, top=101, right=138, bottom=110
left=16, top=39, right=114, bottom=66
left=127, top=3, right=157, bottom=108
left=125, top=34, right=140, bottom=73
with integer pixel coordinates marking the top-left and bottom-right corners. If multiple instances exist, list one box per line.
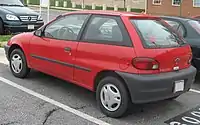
left=4, top=10, right=197, bottom=118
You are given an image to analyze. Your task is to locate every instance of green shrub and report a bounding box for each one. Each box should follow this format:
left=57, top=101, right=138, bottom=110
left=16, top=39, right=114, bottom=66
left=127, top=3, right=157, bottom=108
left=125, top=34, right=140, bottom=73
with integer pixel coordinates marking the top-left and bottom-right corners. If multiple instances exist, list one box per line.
left=131, top=8, right=144, bottom=13
left=118, top=7, right=126, bottom=11
left=29, top=0, right=39, bottom=5
left=95, top=5, right=103, bottom=10
left=76, top=4, right=82, bottom=9
left=67, top=1, right=72, bottom=8
left=107, top=7, right=114, bottom=10
left=85, top=5, right=92, bottom=10
left=50, top=0, right=55, bottom=6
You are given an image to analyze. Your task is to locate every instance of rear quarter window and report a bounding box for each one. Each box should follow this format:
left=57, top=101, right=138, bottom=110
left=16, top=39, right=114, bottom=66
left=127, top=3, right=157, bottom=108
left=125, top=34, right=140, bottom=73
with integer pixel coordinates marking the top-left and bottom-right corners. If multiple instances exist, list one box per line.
left=188, top=20, right=200, bottom=35
left=130, top=19, right=186, bottom=48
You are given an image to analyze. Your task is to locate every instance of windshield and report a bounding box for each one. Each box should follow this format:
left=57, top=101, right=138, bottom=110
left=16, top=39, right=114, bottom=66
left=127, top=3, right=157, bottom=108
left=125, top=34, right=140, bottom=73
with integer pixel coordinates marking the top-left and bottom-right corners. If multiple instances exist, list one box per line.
left=130, top=19, right=186, bottom=48
left=188, top=20, right=200, bottom=35
left=0, top=0, right=24, bottom=6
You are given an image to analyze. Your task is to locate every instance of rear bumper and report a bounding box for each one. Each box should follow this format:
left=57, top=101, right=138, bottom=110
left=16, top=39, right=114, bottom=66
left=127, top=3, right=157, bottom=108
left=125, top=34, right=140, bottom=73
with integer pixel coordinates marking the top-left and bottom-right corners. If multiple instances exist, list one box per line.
left=192, top=57, right=200, bottom=71
left=116, top=66, right=197, bottom=104
left=4, top=44, right=10, bottom=60
left=4, top=21, right=44, bottom=33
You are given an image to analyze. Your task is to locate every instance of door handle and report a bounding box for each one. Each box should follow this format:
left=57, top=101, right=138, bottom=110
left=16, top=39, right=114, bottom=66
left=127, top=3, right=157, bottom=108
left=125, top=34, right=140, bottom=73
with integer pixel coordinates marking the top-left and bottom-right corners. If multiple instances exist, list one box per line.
left=64, top=47, right=72, bottom=56
left=64, top=47, right=71, bottom=52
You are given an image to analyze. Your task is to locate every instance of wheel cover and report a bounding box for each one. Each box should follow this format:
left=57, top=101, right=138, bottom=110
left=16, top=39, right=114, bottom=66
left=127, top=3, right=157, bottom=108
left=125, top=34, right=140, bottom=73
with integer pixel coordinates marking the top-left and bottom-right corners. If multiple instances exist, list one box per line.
left=100, top=83, right=121, bottom=112
left=11, top=54, right=23, bottom=73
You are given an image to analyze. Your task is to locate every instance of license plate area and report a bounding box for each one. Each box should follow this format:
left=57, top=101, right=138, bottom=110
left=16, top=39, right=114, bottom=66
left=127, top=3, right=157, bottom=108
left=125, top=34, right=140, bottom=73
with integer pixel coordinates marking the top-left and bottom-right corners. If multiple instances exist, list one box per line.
left=173, top=80, right=184, bottom=93
left=28, top=25, right=34, bottom=29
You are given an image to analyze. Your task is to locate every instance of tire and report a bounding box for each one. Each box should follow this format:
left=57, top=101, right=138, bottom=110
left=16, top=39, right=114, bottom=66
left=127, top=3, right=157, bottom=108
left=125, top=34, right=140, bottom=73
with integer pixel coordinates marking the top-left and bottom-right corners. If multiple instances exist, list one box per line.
left=9, top=48, right=30, bottom=78
left=0, top=19, right=4, bottom=35
left=96, top=76, right=130, bottom=118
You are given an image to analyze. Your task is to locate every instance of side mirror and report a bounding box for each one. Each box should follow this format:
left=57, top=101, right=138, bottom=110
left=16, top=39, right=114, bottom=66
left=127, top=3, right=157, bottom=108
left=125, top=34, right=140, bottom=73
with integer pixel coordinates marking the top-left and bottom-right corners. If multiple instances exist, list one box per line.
left=56, top=14, right=63, bottom=19
left=34, top=29, right=42, bottom=37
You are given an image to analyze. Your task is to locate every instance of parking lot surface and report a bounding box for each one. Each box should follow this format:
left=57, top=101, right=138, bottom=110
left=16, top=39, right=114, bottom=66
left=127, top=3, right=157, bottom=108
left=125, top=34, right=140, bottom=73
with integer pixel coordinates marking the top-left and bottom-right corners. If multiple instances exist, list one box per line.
left=1, top=48, right=200, bottom=125
left=0, top=79, right=97, bottom=125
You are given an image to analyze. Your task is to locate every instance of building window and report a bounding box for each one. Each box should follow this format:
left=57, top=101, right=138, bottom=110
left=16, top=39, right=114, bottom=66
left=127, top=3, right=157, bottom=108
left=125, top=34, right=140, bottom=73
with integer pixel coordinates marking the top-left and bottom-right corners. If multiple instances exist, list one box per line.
left=193, top=0, right=200, bottom=7
left=152, top=0, right=162, bottom=5
left=172, top=0, right=181, bottom=6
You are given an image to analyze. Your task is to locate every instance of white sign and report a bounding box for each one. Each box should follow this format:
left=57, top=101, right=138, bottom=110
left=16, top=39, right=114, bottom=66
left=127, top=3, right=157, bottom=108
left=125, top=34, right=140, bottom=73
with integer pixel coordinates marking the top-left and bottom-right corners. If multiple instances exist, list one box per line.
left=40, top=0, right=49, bottom=7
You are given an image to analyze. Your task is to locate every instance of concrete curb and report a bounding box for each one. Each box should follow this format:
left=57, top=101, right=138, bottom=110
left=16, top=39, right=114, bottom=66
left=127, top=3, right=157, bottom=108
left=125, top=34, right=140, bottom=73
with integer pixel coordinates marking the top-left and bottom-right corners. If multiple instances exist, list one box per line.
left=0, top=42, right=7, bottom=48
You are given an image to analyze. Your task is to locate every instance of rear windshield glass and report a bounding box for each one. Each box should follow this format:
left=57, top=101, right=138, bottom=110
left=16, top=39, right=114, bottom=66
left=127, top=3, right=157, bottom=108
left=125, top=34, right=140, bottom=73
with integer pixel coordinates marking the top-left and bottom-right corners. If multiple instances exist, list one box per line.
left=130, top=19, right=186, bottom=48
left=188, top=20, right=200, bottom=35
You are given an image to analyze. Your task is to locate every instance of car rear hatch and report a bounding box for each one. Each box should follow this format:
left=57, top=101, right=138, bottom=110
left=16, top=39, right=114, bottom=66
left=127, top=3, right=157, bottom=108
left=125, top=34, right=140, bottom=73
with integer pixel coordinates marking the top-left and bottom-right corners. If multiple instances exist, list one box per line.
left=130, top=17, right=192, bottom=73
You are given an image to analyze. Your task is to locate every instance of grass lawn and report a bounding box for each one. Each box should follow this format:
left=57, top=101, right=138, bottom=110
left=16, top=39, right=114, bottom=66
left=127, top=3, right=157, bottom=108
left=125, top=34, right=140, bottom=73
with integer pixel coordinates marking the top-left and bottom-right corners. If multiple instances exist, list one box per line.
left=0, top=35, right=12, bottom=42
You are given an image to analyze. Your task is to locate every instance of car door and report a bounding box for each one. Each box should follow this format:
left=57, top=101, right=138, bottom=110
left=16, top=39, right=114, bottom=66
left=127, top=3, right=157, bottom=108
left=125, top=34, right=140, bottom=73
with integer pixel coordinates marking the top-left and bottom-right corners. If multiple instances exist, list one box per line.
left=29, top=28, right=52, bottom=73
left=42, top=14, right=90, bottom=81
left=74, top=14, right=134, bottom=89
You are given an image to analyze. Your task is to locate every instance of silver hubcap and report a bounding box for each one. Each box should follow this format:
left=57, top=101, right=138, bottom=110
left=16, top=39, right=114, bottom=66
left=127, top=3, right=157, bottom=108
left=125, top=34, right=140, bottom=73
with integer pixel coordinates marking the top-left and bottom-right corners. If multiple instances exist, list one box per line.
left=11, top=54, right=23, bottom=73
left=100, top=84, right=121, bottom=112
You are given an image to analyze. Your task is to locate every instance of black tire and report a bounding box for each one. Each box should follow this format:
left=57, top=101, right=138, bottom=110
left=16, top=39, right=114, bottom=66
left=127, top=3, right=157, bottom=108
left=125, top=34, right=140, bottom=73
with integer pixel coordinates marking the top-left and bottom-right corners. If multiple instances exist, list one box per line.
left=96, top=76, right=130, bottom=118
left=0, top=19, right=4, bottom=35
left=9, top=48, right=30, bottom=78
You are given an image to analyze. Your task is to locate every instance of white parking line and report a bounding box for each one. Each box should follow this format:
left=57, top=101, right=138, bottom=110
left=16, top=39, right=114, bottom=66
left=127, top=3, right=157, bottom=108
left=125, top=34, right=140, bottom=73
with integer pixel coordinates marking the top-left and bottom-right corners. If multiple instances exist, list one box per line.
left=0, top=77, right=111, bottom=125
left=190, top=89, right=200, bottom=94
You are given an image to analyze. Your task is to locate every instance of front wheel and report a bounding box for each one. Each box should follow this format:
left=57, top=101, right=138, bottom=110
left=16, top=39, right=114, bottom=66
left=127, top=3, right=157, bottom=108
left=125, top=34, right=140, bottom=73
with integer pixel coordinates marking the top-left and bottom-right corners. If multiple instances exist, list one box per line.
left=9, top=49, right=30, bottom=78
left=96, top=76, right=130, bottom=118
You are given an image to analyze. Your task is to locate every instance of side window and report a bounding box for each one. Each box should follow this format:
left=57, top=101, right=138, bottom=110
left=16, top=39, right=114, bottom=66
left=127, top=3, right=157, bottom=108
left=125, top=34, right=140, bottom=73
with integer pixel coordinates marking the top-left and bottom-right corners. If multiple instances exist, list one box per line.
left=82, top=15, right=132, bottom=47
left=44, top=14, right=88, bottom=40
left=99, top=19, right=122, bottom=41
left=177, top=24, right=186, bottom=37
left=164, top=20, right=180, bottom=30
left=164, top=20, right=186, bottom=37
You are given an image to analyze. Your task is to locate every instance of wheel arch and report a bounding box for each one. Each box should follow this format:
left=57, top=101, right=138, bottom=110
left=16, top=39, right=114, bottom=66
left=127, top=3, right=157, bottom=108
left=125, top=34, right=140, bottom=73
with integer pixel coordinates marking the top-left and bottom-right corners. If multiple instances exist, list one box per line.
left=94, top=70, right=131, bottom=97
left=8, top=44, right=24, bottom=59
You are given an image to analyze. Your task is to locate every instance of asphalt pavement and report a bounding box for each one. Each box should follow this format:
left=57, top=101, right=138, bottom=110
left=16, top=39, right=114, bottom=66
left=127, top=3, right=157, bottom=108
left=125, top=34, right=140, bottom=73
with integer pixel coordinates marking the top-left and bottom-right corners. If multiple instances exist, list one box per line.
left=1, top=7, right=200, bottom=125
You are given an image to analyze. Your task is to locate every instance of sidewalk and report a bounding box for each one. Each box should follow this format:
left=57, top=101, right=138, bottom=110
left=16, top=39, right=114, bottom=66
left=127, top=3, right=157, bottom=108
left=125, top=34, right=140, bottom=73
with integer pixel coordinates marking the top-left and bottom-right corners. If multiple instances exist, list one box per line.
left=0, top=48, right=8, bottom=65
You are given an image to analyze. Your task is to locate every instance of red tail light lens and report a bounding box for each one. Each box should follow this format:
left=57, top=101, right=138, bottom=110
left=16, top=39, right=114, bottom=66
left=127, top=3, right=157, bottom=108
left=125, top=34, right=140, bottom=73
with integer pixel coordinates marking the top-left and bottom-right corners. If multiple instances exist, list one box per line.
left=188, top=54, right=192, bottom=64
left=132, top=57, right=159, bottom=70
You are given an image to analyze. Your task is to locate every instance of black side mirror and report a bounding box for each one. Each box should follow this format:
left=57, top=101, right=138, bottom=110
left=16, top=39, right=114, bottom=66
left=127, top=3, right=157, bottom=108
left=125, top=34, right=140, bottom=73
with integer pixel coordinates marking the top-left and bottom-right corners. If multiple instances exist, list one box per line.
left=34, top=29, right=42, bottom=37
left=56, top=14, right=63, bottom=19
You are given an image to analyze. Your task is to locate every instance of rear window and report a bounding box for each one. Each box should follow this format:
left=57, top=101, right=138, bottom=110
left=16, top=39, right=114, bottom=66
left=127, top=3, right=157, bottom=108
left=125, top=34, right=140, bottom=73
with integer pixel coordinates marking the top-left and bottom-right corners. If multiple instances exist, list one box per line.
left=130, top=19, right=186, bottom=48
left=188, top=20, right=200, bottom=35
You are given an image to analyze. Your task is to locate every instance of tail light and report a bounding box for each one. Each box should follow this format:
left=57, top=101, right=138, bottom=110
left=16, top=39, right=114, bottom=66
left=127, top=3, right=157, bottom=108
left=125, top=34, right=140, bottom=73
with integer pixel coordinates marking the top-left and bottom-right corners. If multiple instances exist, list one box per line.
left=132, top=57, right=159, bottom=70
left=188, top=54, right=192, bottom=64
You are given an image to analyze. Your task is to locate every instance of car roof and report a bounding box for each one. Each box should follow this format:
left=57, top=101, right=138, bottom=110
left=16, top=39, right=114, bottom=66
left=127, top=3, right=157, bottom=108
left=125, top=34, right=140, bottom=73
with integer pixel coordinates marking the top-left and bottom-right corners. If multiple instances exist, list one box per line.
left=64, top=10, right=158, bottom=18
left=159, top=15, right=195, bottom=22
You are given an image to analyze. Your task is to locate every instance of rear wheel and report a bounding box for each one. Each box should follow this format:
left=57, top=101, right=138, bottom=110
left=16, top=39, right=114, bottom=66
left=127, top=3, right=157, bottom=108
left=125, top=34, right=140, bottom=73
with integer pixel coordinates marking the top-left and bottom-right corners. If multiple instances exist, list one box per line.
left=96, top=76, right=130, bottom=118
left=9, top=49, right=30, bottom=78
left=0, top=19, right=4, bottom=35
